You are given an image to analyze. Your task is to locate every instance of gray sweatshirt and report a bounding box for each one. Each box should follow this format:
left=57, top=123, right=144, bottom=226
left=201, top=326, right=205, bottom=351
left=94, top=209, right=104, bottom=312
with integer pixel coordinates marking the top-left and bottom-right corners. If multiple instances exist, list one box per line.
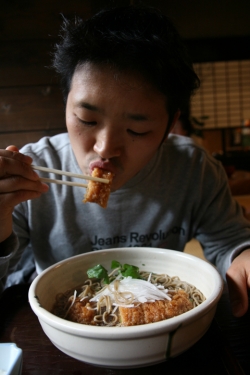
left=1, top=133, right=250, bottom=291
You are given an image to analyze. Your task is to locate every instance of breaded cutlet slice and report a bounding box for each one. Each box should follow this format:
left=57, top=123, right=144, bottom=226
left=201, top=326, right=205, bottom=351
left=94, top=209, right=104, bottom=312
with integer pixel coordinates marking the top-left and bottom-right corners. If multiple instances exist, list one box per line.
left=67, top=298, right=96, bottom=325
left=83, top=168, right=114, bottom=208
left=119, top=290, right=193, bottom=326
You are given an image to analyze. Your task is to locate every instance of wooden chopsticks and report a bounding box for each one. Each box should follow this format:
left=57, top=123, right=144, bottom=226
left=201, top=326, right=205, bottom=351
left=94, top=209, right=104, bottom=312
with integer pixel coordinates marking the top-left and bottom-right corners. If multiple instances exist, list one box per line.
left=32, top=165, right=109, bottom=188
left=38, top=177, right=88, bottom=188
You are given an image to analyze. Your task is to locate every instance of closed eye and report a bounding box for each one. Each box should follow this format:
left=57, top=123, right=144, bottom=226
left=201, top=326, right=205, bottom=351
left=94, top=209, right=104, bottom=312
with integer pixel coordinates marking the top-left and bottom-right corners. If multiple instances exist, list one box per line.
left=127, top=129, right=150, bottom=137
left=78, top=119, right=97, bottom=126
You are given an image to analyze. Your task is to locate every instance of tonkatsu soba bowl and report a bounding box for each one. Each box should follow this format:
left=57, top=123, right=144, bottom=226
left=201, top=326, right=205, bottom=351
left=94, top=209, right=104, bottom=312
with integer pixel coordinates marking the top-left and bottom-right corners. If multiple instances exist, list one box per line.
left=29, top=247, right=223, bottom=368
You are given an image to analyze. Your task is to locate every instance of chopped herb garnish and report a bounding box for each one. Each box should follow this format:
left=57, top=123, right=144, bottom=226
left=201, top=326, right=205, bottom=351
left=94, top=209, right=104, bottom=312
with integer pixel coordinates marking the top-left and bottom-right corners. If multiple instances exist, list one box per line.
left=87, top=261, right=141, bottom=284
left=111, top=260, right=121, bottom=269
left=121, top=263, right=141, bottom=279
left=112, top=260, right=141, bottom=279
left=87, top=264, right=110, bottom=284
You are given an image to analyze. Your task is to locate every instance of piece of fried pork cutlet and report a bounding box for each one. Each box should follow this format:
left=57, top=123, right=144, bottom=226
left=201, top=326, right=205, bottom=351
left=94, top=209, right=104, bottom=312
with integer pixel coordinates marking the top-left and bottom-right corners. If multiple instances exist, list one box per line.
left=67, top=298, right=96, bottom=325
left=83, top=168, right=114, bottom=208
left=119, top=290, right=193, bottom=326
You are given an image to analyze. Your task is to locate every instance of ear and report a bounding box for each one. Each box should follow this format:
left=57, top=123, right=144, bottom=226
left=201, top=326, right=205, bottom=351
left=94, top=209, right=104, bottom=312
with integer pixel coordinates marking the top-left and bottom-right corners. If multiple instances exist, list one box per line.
left=162, top=110, right=181, bottom=142
left=168, top=110, right=181, bottom=133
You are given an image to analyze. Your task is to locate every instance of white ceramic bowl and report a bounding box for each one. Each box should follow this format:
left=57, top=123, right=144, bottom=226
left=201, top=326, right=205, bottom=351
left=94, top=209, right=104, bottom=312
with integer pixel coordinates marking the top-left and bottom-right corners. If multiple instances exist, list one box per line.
left=29, top=247, right=223, bottom=368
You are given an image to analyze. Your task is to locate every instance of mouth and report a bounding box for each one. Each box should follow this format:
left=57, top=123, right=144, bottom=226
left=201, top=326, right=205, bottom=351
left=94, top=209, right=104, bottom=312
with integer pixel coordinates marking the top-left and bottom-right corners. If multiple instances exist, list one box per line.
left=89, top=160, right=117, bottom=175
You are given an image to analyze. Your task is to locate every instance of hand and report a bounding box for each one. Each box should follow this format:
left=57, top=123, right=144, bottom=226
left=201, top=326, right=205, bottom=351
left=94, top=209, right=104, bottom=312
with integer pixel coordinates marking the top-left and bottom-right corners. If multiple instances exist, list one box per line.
left=0, top=145, right=49, bottom=242
left=226, top=249, right=250, bottom=317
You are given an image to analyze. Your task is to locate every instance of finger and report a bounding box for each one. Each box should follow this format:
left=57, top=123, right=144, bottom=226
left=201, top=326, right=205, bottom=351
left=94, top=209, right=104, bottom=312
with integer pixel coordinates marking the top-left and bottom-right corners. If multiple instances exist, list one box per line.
left=0, top=175, right=49, bottom=195
left=6, top=145, right=19, bottom=152
left=226, top=275, right=248, bottom=317
left=1, top=189, right=47, bottom=210
left=0, top=150, right=39, bottom=181
left=0, top=177, right=49, bottom=214
left=1, top=148, right=33, bottom=165
left=226, top=264, right=248, bottom=317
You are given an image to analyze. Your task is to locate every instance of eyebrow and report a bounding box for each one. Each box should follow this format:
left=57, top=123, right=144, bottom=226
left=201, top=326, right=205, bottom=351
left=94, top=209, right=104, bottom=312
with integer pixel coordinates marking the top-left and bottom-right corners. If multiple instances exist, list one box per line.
left=126, top=113, right=149, bottom=121
left=76, top=101, right=149, bottom=120
left=77, top=101, right=103, bottom=113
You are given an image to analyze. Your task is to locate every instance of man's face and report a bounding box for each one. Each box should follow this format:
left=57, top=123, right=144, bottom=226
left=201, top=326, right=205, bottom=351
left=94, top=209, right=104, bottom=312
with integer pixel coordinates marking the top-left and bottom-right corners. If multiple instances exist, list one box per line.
left=66, top=63, right=175, bottom=191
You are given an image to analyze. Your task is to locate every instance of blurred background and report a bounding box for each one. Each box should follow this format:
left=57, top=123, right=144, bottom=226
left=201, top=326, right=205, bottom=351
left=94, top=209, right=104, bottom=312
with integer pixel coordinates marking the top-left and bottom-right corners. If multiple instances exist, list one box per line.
left=1, top=0, right=249, bottom=258
left=0, top=0, right=250, bottom=159
left=0, top=0, right=250, bottom=171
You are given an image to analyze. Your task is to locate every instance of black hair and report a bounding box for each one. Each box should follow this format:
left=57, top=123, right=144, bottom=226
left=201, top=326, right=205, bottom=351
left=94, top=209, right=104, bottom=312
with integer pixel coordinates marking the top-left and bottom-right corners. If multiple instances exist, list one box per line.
left=52, top=5, right=200, bottom=125
left=178, top=114, right=194, bottom=136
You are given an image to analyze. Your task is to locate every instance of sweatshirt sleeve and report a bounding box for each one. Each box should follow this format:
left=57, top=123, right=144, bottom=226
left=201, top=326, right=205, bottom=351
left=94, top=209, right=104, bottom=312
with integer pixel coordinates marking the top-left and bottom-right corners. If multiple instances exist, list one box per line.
left=0, top=232, right=19, bottom=293
left=192, top=153, right=250, bottom=279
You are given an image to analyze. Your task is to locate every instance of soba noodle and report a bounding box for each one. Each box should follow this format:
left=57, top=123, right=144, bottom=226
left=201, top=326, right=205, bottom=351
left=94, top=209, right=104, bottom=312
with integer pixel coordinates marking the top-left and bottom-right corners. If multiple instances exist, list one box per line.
left=52, top=263, right=206, bottom=327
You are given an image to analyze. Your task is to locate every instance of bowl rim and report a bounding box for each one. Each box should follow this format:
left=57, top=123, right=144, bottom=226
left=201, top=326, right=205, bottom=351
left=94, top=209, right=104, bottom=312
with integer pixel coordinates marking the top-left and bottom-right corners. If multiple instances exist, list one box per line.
left=29, top=247, right=224, bottom=339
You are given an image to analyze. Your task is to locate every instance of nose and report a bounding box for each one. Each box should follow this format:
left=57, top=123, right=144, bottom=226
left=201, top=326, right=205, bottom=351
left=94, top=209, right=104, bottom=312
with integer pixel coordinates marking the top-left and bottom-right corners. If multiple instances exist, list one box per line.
left=93, top=126, right=123, bottom=159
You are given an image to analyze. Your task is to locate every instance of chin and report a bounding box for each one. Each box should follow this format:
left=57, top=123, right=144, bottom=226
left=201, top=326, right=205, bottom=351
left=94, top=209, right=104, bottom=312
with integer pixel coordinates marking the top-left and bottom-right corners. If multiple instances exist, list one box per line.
left=110, top=179, right=125, bottom=192
left=110, top=184, right=121, bottom=193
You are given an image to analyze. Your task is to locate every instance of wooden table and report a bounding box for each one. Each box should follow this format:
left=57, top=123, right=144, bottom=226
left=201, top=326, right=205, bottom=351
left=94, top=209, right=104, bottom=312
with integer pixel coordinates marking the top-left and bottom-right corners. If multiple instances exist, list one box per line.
left=0, top=284, right=250, bottom=375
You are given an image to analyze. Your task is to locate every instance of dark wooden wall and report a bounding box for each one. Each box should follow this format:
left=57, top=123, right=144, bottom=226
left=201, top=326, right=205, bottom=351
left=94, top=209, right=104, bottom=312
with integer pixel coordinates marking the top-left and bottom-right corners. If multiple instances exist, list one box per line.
left=1, top=0, right=250, bottom=150
left=0, top=0, right=94, bottom=149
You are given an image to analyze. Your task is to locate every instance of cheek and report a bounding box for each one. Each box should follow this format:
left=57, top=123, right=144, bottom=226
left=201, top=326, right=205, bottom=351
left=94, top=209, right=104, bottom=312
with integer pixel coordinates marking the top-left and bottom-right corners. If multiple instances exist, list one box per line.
left=66, top=114, right=80, bottom=135
left=126, top=142, right=157, bottom=172
left=69, top=127, right=95, bottom=155
left=133, top=137, right=162, bottom=157
left=135, top=137, right=163, bottom=166
left=66, top=116, right=88, bottom=146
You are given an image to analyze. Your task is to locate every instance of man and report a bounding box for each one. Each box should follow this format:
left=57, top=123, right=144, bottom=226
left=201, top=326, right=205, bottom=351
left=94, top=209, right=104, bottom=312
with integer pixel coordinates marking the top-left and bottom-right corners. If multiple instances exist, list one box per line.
left=0, top=5, right=249, bottom=317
